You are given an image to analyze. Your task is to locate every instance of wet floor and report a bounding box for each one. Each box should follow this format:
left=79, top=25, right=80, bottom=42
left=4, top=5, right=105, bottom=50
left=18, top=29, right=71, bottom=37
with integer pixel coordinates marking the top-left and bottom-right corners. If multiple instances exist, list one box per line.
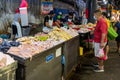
left=69, top=40, right=120, bottom=80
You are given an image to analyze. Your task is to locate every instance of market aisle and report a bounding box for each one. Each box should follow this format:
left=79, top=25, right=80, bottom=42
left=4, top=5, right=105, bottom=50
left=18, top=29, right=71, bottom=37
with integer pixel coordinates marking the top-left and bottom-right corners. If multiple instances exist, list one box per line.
left=69, top=40, right=120, bottom=80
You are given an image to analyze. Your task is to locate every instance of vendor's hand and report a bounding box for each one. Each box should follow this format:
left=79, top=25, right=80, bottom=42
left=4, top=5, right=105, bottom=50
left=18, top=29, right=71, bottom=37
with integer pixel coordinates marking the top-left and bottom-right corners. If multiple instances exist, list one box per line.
left=100, top=43, right=104, bottom=49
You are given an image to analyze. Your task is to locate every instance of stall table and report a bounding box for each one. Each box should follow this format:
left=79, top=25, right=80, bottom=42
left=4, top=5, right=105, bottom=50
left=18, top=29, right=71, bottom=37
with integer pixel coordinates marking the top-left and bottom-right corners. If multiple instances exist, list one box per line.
left=7, top=43, right=63, bottom=80
left=63, top=36, right=79, bottom=79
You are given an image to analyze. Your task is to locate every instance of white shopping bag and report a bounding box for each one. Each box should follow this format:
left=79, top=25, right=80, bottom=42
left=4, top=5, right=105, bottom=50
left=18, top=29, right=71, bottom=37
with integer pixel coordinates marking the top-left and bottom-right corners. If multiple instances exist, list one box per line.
left=96, top=48, right=104, bottom=58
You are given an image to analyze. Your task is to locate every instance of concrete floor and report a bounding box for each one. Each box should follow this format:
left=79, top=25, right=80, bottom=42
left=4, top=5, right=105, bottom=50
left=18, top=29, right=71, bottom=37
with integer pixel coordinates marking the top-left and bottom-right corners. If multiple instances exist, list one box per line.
left=69, top=40, right=120, bottom=80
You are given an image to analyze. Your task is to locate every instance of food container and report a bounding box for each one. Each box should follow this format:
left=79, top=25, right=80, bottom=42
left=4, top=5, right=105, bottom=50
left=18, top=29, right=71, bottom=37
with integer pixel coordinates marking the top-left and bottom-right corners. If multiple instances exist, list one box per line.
left=0, top=61, right=17, bottom=80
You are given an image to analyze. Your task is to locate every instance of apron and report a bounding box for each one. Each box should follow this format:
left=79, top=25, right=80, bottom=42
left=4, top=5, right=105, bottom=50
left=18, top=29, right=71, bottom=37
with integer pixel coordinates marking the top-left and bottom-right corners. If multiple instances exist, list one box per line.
left=48, top=19, right=53, bottom=27
left=43, top=19, right=53, bottom=33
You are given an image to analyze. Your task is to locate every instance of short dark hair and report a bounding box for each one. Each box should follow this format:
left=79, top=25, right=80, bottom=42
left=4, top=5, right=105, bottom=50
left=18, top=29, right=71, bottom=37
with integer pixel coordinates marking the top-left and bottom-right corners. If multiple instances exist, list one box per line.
left=102, top=12, right=107, bottom=17
left=68, top=12, right=73, bottom=16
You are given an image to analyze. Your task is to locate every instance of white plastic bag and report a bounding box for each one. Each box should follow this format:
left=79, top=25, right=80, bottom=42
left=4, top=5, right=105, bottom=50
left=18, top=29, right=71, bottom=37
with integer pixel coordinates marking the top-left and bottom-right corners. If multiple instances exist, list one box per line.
left=96, top=48, right=104, bottom=58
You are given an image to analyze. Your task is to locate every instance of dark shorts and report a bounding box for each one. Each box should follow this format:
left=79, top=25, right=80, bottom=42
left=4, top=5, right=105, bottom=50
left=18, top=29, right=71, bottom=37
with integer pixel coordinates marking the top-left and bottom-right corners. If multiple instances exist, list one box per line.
left=12, top=25, right=17, bottom=35
left=116, top=35, right=120, bottom=42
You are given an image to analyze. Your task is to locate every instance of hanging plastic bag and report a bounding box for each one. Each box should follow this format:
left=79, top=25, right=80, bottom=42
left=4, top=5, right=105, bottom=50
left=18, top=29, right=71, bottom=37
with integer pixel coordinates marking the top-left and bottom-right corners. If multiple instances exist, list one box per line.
left=96, top=48, right=104, bottom=58
left=96, top=48, right=107, bottom=61
left=108, top=23, right=118, bottom=40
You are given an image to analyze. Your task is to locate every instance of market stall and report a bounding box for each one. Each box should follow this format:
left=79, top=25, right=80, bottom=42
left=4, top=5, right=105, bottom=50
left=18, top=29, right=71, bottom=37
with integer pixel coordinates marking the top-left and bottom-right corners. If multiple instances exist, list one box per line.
left=6, top=35, right=64, bottom=80
left=4, top=27, right=79, bottom=80
left=0, top=0, right=98, bottom=79
left=8, top=43, right=63, bottom=80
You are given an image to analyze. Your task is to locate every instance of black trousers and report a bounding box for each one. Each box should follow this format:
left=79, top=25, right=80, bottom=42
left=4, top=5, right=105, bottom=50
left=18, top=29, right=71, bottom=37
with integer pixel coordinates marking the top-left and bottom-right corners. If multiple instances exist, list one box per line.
left=12, top=25, right=17, bottom=35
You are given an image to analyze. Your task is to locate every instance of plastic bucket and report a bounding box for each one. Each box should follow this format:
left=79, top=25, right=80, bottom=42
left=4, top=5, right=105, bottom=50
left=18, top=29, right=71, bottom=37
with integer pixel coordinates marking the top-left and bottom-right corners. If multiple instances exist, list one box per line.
left=79, top=47, right=83, bottom=56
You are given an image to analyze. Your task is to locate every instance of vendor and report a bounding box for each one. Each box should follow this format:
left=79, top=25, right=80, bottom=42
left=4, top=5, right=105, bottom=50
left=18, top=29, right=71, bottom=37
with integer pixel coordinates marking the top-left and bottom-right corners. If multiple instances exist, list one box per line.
left=54, top=12, right=64, bottom=28
left=64, top=12, right=75, bottom=25
left=11, top=8, right=22, bottom=40
left=43, top=10, right=55, bottom=33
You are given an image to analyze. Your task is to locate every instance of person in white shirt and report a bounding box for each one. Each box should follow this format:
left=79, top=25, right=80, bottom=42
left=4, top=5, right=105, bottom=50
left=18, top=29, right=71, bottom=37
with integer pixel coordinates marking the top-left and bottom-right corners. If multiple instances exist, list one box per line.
left=11, top=8, right=22, bottom=40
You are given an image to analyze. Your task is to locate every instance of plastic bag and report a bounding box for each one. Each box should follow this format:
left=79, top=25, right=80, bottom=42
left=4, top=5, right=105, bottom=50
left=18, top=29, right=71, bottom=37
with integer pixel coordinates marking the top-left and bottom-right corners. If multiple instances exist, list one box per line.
left=96, top=48, right=107, bottom=61
left=108, top=23, right=118, bottom=40
left=96, top=48, right=104, bottom=58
